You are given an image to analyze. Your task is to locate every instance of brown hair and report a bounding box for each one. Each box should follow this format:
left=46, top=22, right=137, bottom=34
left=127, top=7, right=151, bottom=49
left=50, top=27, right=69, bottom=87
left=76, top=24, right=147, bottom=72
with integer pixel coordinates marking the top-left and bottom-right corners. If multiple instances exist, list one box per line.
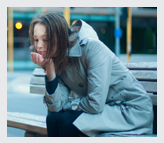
left=29, top=12, right=71, bottom=73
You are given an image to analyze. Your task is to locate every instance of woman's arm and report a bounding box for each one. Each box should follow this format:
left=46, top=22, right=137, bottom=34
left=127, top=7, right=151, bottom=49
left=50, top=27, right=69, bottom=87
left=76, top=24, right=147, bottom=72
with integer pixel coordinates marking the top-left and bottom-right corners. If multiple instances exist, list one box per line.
left=70, top=38, right=113, bottom=114
left=31, top=52, right=56, bottom=81
left=45, top=58, right=56, bottom=81
left=44, top=76, right=71, bottom=112
left=31, top=52, right=70, bottom=112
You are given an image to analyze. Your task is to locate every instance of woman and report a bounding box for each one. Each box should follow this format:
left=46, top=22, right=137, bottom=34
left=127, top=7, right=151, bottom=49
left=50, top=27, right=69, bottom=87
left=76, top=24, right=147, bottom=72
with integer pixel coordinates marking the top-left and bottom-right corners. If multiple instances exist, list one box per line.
left=29, top=12, right=153, bottom=137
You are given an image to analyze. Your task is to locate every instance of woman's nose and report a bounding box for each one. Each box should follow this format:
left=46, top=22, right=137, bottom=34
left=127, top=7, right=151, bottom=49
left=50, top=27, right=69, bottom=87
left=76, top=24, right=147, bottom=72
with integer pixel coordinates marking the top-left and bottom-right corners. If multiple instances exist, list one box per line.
left=37, top=40, right=44, bottom=50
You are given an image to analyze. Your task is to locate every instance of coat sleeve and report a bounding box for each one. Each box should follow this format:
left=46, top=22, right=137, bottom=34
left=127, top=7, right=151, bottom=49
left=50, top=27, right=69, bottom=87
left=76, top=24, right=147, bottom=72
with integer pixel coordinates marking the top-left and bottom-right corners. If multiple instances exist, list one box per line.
left=76, top=38, right=114, bottom=114
left=43, top=75, right=71, bottom=112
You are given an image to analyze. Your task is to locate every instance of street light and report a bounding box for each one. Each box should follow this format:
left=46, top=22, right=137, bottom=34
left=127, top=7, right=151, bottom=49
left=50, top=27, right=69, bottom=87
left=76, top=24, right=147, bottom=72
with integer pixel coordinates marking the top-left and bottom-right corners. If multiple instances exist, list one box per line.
left=15, top=22, right=23, bottom=30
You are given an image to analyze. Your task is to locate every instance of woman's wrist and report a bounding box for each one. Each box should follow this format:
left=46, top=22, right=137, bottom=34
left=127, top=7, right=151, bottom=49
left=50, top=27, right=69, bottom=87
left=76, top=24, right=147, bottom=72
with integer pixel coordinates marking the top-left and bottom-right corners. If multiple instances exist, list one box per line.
left=46, top=59, right=56, bottom=81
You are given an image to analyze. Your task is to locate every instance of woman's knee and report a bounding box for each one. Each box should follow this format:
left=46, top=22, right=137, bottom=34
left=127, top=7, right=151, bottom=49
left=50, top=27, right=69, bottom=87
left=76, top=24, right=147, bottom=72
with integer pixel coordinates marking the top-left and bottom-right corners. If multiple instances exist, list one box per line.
left=57, top=110, right=80, bottom=127
left=57, top=111, right=69, bottom=128
left=46, top=113, right=52, bottom=125
left=57, top=110, right=85, bottom=137
left=46, top=111, right=64, bottom=137
left=46, top=111, right=63, bottom=126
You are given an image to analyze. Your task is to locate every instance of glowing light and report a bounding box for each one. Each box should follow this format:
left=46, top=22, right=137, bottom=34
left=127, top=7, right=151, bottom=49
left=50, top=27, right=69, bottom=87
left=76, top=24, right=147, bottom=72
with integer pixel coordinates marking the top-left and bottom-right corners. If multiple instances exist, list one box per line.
left=15, top=22, right=23, bottom=30
left=72, top=20, right=77, bottom=25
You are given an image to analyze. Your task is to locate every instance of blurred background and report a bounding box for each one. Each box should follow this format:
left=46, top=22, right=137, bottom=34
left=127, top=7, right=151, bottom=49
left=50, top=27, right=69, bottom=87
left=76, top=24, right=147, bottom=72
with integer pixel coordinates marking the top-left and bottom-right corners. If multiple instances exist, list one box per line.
left=7, top=7, right=157, bottom=71
left=7, top=7, right=157, bottom=137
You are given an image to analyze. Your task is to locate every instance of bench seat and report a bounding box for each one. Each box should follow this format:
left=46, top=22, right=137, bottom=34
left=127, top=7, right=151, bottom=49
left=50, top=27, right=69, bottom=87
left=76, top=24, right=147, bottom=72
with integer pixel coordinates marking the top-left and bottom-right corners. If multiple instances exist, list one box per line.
left=7, top=112, right=47, bottom=136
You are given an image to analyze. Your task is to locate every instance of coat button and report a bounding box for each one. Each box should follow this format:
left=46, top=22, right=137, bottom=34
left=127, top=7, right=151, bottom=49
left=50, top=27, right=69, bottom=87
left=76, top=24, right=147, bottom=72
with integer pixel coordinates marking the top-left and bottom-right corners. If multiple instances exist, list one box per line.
left=79, top=83, right=84, bottom=87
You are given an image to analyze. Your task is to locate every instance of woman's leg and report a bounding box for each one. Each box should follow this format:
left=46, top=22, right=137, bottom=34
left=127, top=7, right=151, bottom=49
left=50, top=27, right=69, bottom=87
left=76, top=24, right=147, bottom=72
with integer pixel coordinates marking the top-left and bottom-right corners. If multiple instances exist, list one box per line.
left=46, top=110, right=64, bottom=137
left=58, top=110, right=88, bottom=137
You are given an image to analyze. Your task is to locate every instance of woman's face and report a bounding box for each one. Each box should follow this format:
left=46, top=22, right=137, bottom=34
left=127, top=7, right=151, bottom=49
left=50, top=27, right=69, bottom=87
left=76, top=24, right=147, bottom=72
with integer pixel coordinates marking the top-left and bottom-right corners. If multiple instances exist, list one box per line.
left=33, top=23, right=47, bottom=57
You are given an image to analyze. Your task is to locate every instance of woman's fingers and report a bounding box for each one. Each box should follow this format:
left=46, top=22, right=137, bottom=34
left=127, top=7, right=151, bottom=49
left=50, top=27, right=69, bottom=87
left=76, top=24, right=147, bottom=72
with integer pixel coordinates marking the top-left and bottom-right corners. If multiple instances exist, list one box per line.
left=31, top=53, right=38, bottom=64
left=31, top=52, right=44, bottom=65
left=38, top=54, right=44, bottom=64
left=31, top=52, right=36, bottom=64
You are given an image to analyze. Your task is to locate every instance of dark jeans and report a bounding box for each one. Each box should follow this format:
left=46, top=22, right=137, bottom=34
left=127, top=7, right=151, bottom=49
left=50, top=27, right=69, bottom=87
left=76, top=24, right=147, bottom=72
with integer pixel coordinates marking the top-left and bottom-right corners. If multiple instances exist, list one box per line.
left=46, top=110, right=88, bottom=137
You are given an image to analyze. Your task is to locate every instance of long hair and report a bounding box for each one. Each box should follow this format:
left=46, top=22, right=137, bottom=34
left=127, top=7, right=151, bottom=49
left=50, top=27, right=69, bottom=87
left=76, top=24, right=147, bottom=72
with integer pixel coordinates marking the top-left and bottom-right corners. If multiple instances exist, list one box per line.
left=29, top=12, right=71, bottom=73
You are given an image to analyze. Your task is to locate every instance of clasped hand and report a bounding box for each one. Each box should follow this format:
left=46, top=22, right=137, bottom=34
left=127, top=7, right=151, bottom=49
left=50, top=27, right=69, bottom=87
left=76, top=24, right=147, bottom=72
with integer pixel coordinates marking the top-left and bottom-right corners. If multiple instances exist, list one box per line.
left=31, top=52, right=56, bottom=81
left=31, top=52, right=44, bottom=66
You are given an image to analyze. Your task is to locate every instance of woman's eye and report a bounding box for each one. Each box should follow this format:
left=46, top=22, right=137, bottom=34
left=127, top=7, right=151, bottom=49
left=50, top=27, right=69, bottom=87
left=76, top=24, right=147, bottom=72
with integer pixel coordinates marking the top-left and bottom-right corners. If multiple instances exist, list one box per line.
left=33, top=39, right=47, bottom=42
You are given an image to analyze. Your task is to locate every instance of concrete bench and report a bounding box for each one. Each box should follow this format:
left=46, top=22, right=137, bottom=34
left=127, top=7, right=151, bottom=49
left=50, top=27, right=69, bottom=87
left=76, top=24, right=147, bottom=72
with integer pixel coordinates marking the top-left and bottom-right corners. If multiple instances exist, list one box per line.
left=7, top=62, right=157, bottom=137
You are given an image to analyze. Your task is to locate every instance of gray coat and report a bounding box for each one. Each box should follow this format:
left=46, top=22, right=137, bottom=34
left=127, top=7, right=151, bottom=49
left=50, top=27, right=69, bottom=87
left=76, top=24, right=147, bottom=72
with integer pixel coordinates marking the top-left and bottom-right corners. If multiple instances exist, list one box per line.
left=44, top=20, right=154, bottom=137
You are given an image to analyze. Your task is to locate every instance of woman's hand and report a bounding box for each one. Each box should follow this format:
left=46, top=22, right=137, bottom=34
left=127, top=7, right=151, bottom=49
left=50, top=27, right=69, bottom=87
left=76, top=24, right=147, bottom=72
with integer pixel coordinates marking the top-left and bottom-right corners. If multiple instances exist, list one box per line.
left=31, top=52, right=56, bottom=81
left=31, top=52, right=44, bottom=66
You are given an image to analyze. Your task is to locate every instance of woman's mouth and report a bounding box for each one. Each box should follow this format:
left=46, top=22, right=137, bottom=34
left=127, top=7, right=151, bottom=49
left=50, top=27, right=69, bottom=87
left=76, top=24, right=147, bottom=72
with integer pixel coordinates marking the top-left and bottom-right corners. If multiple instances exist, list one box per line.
left=38, top=51, right=44, bottom=55
left=38, top=51, right=46, bottom=58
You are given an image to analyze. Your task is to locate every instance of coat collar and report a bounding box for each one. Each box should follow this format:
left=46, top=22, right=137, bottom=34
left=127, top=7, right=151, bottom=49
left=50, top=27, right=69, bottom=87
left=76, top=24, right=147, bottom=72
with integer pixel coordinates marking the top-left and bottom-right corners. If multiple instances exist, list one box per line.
left=67, top=20, right=99, bottom=57
left=68, top=39, right=82, bottom=57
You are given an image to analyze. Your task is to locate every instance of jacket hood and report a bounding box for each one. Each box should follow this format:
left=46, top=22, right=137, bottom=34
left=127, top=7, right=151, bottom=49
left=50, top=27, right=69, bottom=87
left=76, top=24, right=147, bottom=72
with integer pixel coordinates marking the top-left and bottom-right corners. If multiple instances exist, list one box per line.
left=76, top=20, right=99, bottom=42
left=68, top=20, right=99, bottom=57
